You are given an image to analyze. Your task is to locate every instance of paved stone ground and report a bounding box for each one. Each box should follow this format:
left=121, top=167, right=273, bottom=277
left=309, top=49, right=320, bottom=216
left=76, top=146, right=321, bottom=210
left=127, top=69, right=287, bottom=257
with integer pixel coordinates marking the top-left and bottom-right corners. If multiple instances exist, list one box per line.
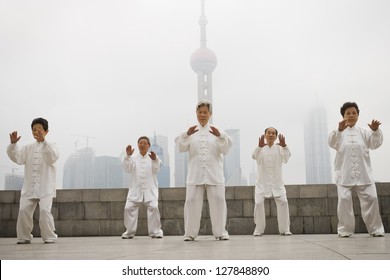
left=1, top=234, right=389, bottom=260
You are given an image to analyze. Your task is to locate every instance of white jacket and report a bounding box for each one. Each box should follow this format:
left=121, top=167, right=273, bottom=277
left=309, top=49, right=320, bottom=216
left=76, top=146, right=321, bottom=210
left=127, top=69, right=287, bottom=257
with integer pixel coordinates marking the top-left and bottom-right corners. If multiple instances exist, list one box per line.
left=122, top=153, right=161, bottom=202
left=7, top=141, right=59, bottom=199
left=328, top=126, right=382, bottom=186
left=177, top=123, right=232, bottom=186
left=252, top=144, right=291, bottom=197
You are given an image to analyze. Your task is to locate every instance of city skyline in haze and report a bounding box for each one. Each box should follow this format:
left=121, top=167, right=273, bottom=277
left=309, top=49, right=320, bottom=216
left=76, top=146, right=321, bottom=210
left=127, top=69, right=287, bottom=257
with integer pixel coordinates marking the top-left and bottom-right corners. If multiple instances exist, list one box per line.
left=1, top=0, right=390, bottom=188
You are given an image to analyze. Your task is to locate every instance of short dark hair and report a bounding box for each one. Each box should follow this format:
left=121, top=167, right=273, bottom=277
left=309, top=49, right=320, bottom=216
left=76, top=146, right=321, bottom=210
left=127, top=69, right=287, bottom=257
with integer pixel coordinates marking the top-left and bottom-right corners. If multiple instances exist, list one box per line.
left=265, top=127, right=278, bottom=136
left=340, top=102, right=359, bottom=117
left=31, top=118, right=49, bottom=131
left=137, top=136, right=150, bottom=145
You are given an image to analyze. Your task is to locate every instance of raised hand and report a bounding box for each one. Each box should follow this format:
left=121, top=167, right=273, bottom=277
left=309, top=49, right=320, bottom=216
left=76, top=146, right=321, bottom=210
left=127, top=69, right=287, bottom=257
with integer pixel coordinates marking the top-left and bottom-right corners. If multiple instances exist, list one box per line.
left=277, top=134, right=286, bottom=147
left=209, top=126, right=221, bottom=137
left=368, top=119, right=381, bottom=131
left=187, top=125, right=199, bottom=136
left=9, top=131, right=21, bottom=144
left=338, top=119, right=348, bottom=131
left=125, top=145, right=134, bottom=156
left=149, top=151, right=157, bottom=160
left=258, top=135, right=266, bottom=147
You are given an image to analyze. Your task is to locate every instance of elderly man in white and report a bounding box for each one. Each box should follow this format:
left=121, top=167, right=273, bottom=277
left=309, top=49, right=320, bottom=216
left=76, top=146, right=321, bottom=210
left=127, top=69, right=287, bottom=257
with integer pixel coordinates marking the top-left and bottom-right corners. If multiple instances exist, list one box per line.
left=328, top=102, right=385, bottom=237
left=252, top=127, right=292, bottom=236
left=177, top=101, right=232, bottom=241
left=121, top=136, right=164, bottom=239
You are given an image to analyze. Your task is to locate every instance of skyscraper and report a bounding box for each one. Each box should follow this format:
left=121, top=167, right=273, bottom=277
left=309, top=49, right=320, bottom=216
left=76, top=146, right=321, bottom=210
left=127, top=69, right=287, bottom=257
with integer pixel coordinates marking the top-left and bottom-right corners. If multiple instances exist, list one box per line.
left=63, top=149, right=125, bottom=189
left=4, top=173, right=23, bottom=190
left=304, top=99, right=333, bottom=184
left=94, top=156, right=124, bottom=188
left=63, top=147, right=95, bottom=189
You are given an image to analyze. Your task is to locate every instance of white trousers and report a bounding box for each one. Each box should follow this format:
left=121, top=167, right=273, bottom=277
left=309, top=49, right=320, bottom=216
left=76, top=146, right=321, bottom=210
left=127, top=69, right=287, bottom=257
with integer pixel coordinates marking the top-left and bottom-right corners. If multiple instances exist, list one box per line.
left=17, top=196, right=57, bottom=241
left=123, top=200, right=163, bottom=237
left=254, top=194, right=290, bottom=234
left=337, top=183, right=384, bottom=235
left=184, top=184, right=228, bottom=238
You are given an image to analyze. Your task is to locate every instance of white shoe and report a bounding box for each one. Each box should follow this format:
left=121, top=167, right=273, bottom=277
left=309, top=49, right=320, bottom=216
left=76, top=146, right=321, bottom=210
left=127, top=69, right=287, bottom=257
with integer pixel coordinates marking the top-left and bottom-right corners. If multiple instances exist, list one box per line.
left=151, top=235, right=163, bottom=239
left=183, top=236, right=195, bottom=241
left=281, top=232, right=292, bottom=236
left=16, top=239, right=31, bottom=244
left=44, top=239, right=55, bottom=244
left=338, top=233, right=352, bottom=238
left=371, top=232, right=384, bottom=237
left=253, top=231, right=263, bottom=236
left=121, top=233, right=134, bottom=239
left=218, top=235, right=230, bottom=240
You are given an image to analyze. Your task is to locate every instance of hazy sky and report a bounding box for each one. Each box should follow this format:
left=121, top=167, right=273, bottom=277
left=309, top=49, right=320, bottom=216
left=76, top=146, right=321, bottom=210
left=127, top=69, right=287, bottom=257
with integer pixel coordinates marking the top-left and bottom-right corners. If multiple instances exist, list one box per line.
left=1, top=0, right=390, bottom=189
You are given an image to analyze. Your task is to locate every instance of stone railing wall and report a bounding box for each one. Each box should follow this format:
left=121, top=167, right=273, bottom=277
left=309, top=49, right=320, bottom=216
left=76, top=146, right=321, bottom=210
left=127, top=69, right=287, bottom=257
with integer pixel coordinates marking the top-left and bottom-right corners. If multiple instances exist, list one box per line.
left=0, top=183, right=389, bottom=237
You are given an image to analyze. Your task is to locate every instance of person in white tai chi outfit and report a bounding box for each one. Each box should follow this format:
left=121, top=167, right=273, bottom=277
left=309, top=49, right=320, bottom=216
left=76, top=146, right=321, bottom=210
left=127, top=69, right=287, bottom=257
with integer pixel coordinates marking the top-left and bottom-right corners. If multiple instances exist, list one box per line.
left=121, top=136, right=164, bottom=239
left=7, top=117, right=59, bottom=244
left=252, top=127, right=292, bottom=236
left=177, top=101, right=232, bottom=241
left=328, top=102, right=385, bottom=237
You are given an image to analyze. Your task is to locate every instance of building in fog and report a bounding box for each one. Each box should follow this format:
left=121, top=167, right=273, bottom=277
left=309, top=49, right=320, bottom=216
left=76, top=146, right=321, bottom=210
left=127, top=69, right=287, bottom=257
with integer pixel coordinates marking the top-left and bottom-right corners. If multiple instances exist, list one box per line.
left=63, top=147, right=95, bottom=189
left=94, top=156, right=123, bottom=188
left=63, top=147, right=127, bottom=189
left=4, top=173, right=23, bottom=190
left=304, top=99, right=333, bottom=184
left=63, top=146, right=95, bottom=189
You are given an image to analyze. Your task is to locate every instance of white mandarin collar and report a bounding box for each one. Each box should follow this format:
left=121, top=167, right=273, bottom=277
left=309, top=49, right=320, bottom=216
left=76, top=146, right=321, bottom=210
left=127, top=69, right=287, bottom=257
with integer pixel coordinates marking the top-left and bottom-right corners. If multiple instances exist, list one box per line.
left=198, top=123, right=210, bottom=130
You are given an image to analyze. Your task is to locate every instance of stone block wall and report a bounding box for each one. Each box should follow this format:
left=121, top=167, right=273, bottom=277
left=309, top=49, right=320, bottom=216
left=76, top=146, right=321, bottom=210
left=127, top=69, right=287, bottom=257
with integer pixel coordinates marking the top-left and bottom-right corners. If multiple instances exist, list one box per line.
left=0, top=183, right=389, bottom=237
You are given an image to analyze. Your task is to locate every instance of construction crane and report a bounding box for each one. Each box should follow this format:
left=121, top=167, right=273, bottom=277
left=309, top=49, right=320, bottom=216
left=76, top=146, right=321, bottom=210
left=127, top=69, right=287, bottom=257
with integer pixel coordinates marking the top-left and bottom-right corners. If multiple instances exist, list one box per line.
left=70, top=134, right=96, bottom=188
left=71, top=134, right=96, bottom=148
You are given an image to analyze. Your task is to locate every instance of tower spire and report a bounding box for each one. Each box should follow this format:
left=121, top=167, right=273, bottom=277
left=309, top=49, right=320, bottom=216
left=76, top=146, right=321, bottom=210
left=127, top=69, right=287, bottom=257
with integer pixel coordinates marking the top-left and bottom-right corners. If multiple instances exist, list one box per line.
left=199, top=0, right=207, bottom=48
left=190, top=0, right=217, bottom=122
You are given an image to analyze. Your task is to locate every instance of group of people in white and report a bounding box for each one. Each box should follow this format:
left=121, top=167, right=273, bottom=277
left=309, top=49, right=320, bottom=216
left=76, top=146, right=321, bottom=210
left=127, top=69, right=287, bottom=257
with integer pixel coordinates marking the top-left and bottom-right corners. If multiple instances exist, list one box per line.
left=6, top=101, right=385, bottom=244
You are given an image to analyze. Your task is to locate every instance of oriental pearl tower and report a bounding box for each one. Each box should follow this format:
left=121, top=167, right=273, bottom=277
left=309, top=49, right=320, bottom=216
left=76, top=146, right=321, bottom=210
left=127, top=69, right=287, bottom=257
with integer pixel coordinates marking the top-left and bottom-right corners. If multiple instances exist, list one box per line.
left=190, top=0, right=217, bottom=122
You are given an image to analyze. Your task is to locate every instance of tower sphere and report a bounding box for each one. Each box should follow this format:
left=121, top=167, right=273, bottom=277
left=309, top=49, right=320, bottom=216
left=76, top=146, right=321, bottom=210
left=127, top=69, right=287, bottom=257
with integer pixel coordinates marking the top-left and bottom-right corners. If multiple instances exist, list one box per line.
left=190, top=47, right=217, bottom=74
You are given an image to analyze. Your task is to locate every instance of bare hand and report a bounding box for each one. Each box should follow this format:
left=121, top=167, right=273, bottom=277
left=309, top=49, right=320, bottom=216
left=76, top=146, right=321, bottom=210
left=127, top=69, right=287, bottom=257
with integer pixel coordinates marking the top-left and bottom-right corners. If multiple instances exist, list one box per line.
left=368, top=119, right=381, bottom=131
left=9, top=131, right=21, bottom=144
left=277, top=134, right=286, bottom=147
left=187, top=125, right=198, bottom=136
left=258, top=135, right=266, bottom=147
left=338, top=119, right=348, bottom=131
left=126, top=145, right=134, bottom=156
left=149, top=151, right=157, bottom=160
left=209, top=126, right=221, bottom=137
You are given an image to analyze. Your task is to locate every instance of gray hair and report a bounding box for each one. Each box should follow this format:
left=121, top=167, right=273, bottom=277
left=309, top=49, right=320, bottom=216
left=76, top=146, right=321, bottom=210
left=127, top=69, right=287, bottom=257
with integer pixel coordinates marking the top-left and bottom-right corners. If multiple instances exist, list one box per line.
left=196, top=100, right=212, bottom=114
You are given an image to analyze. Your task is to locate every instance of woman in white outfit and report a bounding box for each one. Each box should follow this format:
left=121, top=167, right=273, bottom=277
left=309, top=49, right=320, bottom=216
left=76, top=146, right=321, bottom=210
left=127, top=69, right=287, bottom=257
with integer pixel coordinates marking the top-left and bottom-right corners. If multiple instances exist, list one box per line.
left=328, top=102, right=385, bottom=237
left=252, top=127, right=292, bottom=236
left=7, top=118, right=59, bottom=244
left=177, top=101, right=232, bottom=241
